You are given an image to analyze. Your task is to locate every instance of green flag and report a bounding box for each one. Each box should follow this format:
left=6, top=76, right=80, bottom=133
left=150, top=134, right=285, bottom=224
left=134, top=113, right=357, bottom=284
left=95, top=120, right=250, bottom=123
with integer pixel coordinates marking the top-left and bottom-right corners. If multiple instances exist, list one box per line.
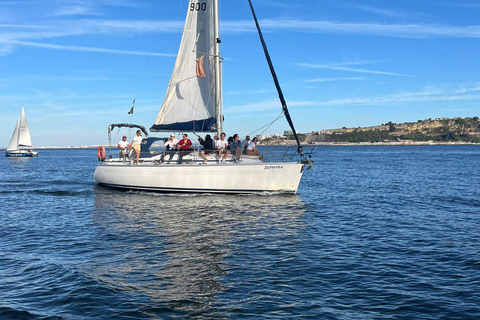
left=128, top=99, right=135, bottom=114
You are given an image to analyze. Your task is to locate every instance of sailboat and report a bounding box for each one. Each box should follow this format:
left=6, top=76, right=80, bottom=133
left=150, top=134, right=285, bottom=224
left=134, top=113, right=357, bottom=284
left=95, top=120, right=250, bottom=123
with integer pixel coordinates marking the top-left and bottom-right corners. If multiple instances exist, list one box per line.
left=93, top=0, right=314, bottom=193
left=5, top=105, right=38, bottom=157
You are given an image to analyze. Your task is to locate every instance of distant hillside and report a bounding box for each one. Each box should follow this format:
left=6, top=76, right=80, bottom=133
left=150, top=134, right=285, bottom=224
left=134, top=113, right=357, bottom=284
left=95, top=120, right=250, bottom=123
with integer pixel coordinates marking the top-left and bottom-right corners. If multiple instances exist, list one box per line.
left=305, top=117, right=480, bottom=143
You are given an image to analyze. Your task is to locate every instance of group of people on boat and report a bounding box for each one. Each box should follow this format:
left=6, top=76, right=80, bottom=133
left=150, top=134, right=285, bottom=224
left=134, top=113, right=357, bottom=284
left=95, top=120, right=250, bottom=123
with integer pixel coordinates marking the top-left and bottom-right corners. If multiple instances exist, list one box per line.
left=197, top=132, right=263, bottom=163
left=117, top=130, right=146, bottom=164
left=117, top=131, right=263, bottom=164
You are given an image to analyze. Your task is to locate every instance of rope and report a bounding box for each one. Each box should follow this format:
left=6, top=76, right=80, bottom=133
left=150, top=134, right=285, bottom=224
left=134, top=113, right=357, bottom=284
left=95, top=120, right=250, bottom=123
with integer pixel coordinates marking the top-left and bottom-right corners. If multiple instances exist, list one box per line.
left=245, top=111, right=284, bottom=139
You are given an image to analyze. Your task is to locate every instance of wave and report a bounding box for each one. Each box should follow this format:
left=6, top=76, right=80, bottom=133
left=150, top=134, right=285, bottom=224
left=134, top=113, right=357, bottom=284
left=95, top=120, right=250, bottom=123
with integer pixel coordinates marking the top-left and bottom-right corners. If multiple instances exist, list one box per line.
left=0, top=189, right=93, bottom=197
left=0, top=306, right=64, bottom=320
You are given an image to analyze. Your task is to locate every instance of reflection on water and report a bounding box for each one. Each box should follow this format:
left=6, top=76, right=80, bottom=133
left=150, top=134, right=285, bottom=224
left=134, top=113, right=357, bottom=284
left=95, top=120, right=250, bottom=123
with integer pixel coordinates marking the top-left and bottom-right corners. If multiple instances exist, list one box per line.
left=2, top=147, right=480, bottom=319
left=91, top=185, right=306, bottom=316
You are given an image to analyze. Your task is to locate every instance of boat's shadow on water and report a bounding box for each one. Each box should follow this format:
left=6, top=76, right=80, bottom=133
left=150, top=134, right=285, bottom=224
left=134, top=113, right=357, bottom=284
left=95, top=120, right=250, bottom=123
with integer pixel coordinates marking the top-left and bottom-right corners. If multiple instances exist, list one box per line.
left=90, top=185, right=307, bottom=317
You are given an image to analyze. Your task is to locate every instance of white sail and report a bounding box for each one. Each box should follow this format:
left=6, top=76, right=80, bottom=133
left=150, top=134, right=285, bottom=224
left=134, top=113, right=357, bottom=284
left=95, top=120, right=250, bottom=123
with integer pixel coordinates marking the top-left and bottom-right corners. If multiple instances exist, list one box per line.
left=7, top=106, right=32, bottom=151
left=151, top=0, right=219, bottom=132
left=18, top=107, right=32, bottom=147
left=6, top=117, right=20, bottom=151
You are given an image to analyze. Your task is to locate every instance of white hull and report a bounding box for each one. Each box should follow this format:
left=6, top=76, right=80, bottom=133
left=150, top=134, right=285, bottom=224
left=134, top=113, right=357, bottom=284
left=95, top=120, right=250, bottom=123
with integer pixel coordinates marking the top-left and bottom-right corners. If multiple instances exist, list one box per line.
left=94, top=161, right=305, bottom=194
left=5, top=150, right=38, bottom=157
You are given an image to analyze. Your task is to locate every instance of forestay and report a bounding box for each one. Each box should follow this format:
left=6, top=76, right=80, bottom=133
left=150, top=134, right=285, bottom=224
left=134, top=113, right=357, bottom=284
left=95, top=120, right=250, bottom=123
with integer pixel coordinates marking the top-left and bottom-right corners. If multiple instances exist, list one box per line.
left=151, top=0, right=219, bottom=132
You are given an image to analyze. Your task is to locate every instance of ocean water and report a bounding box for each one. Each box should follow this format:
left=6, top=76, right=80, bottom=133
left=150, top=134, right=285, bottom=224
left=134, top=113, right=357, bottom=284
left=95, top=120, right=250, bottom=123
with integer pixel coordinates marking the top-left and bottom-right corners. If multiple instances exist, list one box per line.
left=0, top=146, right=479, bottom=319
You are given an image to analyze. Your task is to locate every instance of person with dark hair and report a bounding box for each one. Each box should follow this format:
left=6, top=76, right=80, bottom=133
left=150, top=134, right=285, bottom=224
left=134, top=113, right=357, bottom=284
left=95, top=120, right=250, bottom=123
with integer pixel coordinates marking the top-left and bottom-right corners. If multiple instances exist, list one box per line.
left=216, top=132, right=229, bottom=163
left=229, top=133, right=241, bottom=161
left=246, top=136, right=263, bottom=161
left=198, top=134, right=215, bottom=164
left=130, top=130, right=146, bottom=164
left=240, top=135, right=250, bottom=154
left=177, top=133, right=193, bottom=164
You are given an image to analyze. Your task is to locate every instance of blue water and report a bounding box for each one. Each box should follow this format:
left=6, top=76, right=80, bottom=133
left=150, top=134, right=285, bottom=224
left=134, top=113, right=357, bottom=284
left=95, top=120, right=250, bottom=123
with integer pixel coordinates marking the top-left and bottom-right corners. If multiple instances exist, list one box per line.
left=1, top=146, right=479, bottom=319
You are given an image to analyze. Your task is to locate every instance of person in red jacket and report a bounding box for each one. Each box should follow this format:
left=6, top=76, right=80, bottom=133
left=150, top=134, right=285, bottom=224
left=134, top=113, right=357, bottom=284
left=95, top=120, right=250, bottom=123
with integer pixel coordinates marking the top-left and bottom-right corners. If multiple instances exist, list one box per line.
left=177, top=134, right=193, bottom=164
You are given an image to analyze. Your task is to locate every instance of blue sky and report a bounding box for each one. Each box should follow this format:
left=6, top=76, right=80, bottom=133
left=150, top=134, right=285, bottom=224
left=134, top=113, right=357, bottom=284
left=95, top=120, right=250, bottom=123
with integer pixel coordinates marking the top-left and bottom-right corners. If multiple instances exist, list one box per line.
left=1, top=0, right=480, bottom=147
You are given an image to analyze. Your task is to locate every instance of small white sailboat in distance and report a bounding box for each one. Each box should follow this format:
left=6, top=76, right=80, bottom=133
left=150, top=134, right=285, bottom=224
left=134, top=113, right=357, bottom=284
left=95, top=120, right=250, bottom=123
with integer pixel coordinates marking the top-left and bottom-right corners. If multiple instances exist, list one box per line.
left=6, top=105, right=38, bottom=157
left=93, top=0, right=315, bottom=194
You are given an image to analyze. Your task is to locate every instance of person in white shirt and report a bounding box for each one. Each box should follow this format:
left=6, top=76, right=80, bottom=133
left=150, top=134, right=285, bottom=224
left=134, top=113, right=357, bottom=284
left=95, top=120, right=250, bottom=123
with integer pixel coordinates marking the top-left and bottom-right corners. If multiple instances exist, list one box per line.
left=246, top=137, right=263, bottom=161
left=130, top=130, right=146, bottom=164
left=117, top=135, right=129, bottom=159
left=216, top=132, right=229, bottom=163
left=160, top=134, right=178, bottom=163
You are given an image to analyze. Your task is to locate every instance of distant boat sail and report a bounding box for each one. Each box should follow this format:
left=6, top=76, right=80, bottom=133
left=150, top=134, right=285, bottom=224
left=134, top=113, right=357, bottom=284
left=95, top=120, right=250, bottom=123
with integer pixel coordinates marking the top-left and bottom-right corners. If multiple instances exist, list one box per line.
left=6, top=105, right=38, bottom=157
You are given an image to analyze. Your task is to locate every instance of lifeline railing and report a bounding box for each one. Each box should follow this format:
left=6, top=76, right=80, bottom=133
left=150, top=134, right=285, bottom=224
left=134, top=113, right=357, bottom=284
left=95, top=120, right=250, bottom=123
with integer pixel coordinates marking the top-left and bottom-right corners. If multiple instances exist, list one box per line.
left=106, top=145, right=316, bottom=165
left=280, top=145, right=317, bottom=162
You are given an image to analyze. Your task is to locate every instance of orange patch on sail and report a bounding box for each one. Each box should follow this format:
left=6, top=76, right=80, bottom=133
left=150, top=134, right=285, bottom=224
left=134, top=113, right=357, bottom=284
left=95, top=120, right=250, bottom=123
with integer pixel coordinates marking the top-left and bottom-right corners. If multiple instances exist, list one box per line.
left=196, top=56, right=206, bottom=78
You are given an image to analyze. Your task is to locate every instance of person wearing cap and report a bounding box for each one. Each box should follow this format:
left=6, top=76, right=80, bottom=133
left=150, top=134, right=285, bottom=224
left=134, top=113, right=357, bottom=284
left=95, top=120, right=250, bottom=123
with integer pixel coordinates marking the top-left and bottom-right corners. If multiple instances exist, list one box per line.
left=160, top=134, right=178, bottom=164
left=117, top=135, right=129, bottom=159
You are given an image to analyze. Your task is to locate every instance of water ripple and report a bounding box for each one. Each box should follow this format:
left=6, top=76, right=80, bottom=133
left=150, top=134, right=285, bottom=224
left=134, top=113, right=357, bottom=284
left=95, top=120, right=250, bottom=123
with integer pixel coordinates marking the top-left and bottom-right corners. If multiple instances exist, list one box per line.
left=0, top=147, right=479, bottom=319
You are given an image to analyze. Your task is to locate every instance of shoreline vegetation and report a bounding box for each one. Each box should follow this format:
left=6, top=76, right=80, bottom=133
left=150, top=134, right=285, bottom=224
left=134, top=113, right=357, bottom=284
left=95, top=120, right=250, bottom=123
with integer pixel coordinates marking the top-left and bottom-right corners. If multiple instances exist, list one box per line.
left=263, top=116, right=480, bottom=146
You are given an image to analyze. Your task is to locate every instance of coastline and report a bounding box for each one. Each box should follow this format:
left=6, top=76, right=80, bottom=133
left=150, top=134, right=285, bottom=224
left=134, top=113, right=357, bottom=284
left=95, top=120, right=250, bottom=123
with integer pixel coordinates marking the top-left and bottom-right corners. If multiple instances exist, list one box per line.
left=261, top=141, right=479, bottom=146
left=1, top=141, right=478, bottom=150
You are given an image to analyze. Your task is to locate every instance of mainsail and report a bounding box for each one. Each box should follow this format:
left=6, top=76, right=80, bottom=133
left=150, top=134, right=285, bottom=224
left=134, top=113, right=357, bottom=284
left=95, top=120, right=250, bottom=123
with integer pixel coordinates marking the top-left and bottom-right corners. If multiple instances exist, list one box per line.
left=151, top=0, right=220, bottom=132
left=7, top=106, right=32, bottom=151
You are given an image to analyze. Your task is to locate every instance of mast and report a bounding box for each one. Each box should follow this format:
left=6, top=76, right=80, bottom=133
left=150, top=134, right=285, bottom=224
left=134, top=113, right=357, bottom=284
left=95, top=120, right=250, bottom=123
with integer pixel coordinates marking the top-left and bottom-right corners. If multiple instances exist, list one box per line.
left=214, top=0, right=223, bottom=137
left=17, top=105, right=23, bottom=150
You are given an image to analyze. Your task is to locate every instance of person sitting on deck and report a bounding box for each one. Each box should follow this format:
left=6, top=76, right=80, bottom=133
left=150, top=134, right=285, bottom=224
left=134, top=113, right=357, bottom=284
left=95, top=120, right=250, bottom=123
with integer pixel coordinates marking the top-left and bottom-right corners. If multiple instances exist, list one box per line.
left=177, top=134, right=193, bottom=164
left=216, top=132, right=229, bottom=163
left=160, top=134, right=178, bottom=163
left=117, top=135, right=129, bottom=159
left=245, top=137, right=264, bottom=162
left=198, top=134, right=215, bottom=164
left=228, top=134, right=241, bottom=161
left=240, top=135, right=250, bottom=154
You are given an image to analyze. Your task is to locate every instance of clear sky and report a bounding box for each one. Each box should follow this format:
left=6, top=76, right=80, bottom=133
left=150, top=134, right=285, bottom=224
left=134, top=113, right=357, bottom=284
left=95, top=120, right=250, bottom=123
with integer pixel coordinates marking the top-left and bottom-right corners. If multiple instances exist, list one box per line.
left=1, top=0, right=480, bottom=147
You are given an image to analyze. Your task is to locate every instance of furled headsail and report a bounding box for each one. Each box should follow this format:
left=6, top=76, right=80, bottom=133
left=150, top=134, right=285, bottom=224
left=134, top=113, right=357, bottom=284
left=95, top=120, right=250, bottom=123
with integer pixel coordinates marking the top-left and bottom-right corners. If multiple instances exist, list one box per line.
left=247, top=0, right=303, bottom=155
left=151, top=0, right=219, bottom=132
